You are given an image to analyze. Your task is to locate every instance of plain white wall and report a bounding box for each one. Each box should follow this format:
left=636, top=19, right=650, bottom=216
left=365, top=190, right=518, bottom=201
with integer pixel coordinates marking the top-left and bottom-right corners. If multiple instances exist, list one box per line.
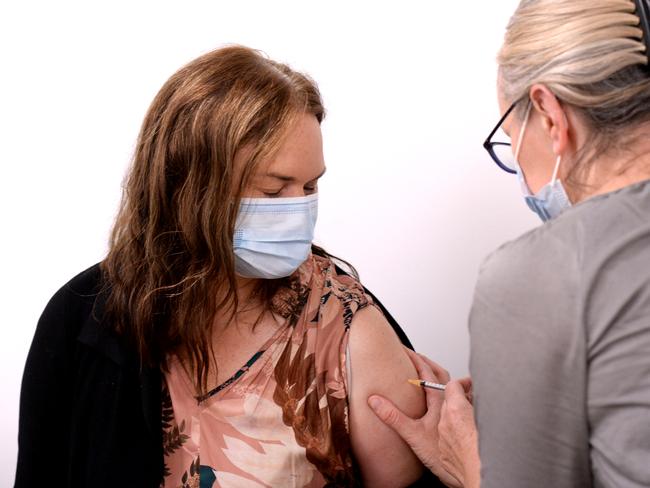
left=0, top=0, right=537, bottom=482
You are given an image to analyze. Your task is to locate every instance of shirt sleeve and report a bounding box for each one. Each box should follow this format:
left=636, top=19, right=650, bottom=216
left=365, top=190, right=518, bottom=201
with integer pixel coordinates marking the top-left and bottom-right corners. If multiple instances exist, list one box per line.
left=15, top=285, right=73, bottom=486
left=468, top=231, right=593, bottom=488
left=584, top=228, right=650, bottom=487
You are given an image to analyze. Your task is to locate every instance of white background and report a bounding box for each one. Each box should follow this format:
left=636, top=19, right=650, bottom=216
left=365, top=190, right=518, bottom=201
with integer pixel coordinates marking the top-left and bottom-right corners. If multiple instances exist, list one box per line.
left=0, top=0, right=535, bottom=483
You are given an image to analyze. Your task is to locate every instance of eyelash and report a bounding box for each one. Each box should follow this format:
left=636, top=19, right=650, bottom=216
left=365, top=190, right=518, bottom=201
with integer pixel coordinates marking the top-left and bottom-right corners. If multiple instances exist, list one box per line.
left=262, top=183, right=318, bottom=197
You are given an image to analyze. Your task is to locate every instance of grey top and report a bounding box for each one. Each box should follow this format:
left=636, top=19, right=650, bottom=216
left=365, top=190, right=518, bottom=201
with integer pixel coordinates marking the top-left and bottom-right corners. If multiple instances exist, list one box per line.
left=470, top=179, right=650, bottom=488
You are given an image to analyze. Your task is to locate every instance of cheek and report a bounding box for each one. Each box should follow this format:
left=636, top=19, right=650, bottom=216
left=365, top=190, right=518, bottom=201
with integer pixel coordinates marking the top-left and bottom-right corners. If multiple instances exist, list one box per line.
left=518, top=134, right=556, bottom=193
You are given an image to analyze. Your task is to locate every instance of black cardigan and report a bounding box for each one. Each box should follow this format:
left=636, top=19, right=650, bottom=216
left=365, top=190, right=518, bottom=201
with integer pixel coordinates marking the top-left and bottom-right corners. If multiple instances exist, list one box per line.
left=15, top=264, right=443, bottom=487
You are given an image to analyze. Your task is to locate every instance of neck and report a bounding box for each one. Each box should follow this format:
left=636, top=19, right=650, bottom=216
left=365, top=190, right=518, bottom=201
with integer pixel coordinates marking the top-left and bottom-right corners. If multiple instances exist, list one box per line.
left=571, top=132, right=650, bottom=202
left=234, top=275, right=261, bottom=305
left=211, top=275, right=264, bottom=328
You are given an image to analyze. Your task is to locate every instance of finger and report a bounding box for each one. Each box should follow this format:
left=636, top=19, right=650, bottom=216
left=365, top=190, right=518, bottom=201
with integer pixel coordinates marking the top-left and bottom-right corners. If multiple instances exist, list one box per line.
left=457, top=376, right=473, bottom=404
left=438, top=391, right=466, bottom=441
left=418, top=353, right=451, bottom=384
left=404, top=352, right=446, bottom=409
left=444, top=379, right=472, bottom=406
left=404, top=349, right=437, bottom=388
left=422, top=382, right=445, bottom=412
left=404, top=348, right=436, bottom=382
left=367, top=395, right=419, bottom=444
left=404, top=348, right=450, bottom=384
left=458, top=377, right=472, bottom=392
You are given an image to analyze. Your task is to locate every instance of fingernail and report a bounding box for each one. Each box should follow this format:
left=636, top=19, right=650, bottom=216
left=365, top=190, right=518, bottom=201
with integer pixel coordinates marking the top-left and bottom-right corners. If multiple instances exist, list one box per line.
left=368, top=396, right=382, bottom=411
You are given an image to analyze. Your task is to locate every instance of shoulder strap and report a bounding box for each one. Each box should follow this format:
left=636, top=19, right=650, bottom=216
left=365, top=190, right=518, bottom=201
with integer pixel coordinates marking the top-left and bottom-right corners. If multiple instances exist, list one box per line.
left=334, top=265, right=415, bottom=351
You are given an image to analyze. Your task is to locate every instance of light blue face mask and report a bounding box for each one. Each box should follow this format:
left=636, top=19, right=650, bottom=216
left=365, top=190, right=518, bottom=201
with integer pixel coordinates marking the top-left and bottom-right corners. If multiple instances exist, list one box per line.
left=233, top=193, right=318, bottom=279
left=514, top=102, right=572, bottom=222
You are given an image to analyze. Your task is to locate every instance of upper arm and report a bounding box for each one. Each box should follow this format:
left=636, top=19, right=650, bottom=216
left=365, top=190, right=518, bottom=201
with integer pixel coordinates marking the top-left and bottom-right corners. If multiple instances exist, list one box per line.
left=347, top=304, right=426, bottom=487
left=585, top=231, right=650, bottom=486
left=469, top=241, right=592, bottom=488
left=16, top=286, right=71, bottom=485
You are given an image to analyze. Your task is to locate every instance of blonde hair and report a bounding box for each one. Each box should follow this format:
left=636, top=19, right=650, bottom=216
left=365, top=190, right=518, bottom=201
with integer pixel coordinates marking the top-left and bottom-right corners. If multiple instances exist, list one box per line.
left=499, top=0, right=650, bottom=128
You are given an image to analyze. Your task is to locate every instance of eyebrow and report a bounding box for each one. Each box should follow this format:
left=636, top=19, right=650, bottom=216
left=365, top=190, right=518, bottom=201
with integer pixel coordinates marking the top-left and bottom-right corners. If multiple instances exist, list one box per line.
left=267, top=167, right=327, bottom=182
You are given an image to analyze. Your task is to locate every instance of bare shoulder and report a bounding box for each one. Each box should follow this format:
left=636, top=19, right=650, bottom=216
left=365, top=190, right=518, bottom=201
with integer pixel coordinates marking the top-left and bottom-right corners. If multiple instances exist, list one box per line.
left=348, top=305, right=417, bottom=382
left=347, top=304, right=425, bottom=487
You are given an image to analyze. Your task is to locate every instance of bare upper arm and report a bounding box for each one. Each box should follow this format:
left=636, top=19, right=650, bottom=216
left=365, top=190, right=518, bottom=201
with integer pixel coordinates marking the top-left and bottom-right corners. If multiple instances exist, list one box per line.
left=347, top=304, right=426, bottom=487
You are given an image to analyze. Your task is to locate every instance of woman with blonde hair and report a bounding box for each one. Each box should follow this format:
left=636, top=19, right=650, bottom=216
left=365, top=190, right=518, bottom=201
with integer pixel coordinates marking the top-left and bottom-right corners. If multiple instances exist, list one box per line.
left=15, top=46, right=436, bottom=487
left=369, top=0, right=650, bottom=487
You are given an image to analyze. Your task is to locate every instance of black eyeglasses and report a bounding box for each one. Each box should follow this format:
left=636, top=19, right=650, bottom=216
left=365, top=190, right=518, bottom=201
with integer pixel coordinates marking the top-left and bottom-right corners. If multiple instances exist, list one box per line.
left=485, top=3, right=649, bottom=173
left=483, top=101, right=518, bottom=174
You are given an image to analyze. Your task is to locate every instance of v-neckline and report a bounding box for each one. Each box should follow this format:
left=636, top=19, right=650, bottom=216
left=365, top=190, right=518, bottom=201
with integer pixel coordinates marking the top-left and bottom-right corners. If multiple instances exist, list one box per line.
left=195, top=322, right=290, bottom=404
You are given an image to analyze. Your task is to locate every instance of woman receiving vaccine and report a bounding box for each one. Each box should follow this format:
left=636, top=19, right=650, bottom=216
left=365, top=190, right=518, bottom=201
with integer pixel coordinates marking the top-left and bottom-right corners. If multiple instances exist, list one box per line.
left=15, top=46, right=433, bottom=488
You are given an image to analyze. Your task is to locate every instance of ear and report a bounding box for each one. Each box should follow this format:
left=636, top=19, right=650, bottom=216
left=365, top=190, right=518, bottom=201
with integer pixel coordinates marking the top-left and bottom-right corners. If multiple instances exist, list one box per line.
left=528, top=84, right=570, bottom=157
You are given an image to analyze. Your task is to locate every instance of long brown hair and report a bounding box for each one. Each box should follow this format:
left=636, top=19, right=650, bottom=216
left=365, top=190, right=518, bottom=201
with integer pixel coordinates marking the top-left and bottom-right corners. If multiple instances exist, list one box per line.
left=101, top=46, right=326, bottom=396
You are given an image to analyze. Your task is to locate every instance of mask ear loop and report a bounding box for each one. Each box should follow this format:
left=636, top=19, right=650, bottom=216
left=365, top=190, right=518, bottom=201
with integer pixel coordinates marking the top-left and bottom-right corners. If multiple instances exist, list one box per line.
left=550, top=105, right=572, bottom=185
left=550, top=156, right=562, bottom=184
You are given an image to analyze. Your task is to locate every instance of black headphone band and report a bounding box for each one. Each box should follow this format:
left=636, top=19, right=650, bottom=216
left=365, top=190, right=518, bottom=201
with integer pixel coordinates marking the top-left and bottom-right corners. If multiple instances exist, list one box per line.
left=634, top=0, right=650, bottom=69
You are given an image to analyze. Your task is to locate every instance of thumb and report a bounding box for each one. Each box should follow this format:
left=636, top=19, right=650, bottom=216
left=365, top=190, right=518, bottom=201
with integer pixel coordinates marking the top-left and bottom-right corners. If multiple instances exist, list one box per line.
left=368, top=395, right=417, bottom=441
left=444, top=380, right=471, bottom=404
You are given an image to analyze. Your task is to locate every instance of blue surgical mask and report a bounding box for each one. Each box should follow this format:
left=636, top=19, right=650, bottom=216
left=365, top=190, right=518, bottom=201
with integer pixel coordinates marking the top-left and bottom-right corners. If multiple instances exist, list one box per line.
left=233, top=194, right=318, bottom=279
left=514, top=102, right=572, bottom=222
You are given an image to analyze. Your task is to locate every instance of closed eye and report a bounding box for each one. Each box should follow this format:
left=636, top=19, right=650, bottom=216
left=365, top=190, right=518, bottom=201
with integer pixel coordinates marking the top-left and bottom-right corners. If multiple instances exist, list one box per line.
left=262, top=189, right=283, bottom=197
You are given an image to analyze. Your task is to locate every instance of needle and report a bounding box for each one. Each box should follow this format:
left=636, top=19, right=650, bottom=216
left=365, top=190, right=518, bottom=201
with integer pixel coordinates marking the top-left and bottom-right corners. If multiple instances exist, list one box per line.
left=408, top=378, right=446, bottom=391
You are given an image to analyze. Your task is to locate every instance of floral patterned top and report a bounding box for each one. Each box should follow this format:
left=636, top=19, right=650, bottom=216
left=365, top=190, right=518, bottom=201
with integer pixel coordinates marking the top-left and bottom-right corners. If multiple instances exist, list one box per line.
left=161, top=254, right=376, bottom=488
